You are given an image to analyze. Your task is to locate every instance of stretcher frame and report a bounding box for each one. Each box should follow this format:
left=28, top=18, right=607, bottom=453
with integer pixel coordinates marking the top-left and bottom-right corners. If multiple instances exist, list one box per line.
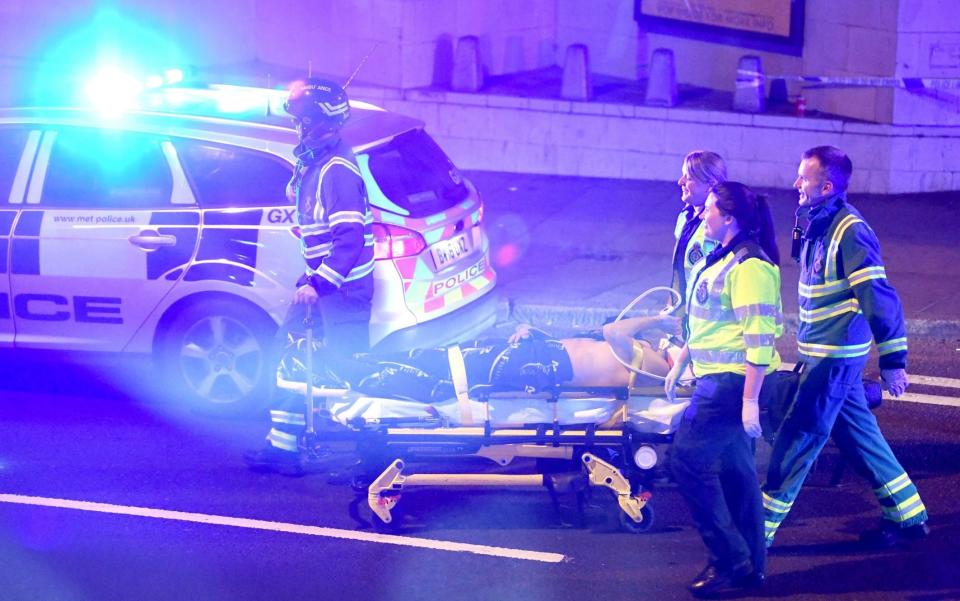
left=278, top=377, right=692, bottom=532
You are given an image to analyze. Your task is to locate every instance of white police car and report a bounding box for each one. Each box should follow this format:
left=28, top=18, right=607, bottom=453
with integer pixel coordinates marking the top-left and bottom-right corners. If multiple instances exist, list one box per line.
left=0, top=84, right=497, bottom=413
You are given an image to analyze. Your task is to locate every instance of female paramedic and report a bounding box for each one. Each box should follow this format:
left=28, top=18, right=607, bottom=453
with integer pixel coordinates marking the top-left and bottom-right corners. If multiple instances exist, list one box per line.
left=664, top=181, right=782, bottom=599
left=672, top=151, right=727, bottom=310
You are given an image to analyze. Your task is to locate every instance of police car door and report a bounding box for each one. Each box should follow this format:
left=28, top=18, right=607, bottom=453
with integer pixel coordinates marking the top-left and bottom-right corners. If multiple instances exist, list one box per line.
left=8, top=127, right=197, bottom=351
left=0, top=127, right=36, bottom=347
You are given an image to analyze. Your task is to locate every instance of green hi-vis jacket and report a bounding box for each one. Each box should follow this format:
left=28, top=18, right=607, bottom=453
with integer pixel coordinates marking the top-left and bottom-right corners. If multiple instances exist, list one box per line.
left=686, top=236, right=783, bottom=377
left=796, top=194, right=907, bottom=368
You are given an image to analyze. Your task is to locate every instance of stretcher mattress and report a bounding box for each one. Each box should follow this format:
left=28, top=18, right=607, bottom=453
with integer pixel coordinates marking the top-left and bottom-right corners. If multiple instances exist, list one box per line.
left=279, top=380, right=691, bottom=435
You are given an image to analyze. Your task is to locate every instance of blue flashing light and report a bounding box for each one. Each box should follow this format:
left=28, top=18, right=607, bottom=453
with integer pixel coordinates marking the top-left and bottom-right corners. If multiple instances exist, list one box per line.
left=144, top=75, right=164, bottom=89
left=84, top=66, right=144, bottom=115
left=164, top=68, right=184, bottom=85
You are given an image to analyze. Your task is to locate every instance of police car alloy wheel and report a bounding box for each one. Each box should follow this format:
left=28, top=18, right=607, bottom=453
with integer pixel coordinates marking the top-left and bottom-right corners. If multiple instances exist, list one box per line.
left=158, top=298, right=276, bottom=415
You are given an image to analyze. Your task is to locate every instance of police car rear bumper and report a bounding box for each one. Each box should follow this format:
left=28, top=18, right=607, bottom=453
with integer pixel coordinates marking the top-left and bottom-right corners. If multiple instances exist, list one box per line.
left=373, top=289, right=499, bottom=352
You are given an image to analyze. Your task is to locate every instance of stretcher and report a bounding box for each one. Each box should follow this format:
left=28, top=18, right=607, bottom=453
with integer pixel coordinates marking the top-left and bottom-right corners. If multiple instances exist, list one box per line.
left=277, top=371, right=692, bottom=532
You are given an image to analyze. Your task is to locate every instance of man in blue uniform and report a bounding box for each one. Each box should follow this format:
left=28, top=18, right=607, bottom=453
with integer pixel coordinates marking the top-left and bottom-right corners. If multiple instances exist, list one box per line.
left=245, top=78, right=375, bottom=475
left=762, top=146, right=928, bottom=548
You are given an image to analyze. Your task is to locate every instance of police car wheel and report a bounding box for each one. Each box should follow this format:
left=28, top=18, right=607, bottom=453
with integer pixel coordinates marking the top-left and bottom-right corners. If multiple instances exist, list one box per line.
left=159, top=300, right=276, bottom=415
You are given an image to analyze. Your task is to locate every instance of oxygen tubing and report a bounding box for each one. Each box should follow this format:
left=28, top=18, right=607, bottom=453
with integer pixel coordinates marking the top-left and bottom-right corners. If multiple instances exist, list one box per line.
left=607, top=286, right=681, bottom=381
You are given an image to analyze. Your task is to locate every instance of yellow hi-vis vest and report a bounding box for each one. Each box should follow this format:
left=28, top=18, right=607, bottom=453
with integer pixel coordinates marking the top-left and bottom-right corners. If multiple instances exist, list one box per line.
left=686, top=241, right=783, bottom=376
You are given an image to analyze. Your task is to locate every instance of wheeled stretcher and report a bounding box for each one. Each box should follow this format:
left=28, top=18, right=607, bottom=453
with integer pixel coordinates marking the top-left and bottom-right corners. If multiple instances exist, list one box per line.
left=277, top=372, right=693, bottom=532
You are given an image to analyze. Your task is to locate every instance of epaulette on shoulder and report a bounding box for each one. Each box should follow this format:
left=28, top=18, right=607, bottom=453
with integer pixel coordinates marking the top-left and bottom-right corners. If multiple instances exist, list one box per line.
left=735, top=240, right=772, bottom=265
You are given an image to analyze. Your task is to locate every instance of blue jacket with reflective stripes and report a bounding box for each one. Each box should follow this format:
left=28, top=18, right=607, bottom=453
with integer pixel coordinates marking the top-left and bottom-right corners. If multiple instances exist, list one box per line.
left=288, top=137, right=374, bottom=292
left=796, top=194, right=907, bottom=368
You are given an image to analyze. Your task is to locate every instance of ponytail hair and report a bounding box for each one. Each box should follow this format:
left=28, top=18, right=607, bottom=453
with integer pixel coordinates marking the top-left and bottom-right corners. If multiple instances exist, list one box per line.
left=709, top=181, right=780, bottom=265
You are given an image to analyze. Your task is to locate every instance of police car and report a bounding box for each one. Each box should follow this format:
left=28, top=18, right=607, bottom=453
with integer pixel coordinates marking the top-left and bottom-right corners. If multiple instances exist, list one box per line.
left=0, top=83, right=497, bottom=413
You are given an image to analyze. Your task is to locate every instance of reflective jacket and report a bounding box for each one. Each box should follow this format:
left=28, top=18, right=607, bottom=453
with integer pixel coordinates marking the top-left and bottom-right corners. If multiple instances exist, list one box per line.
left=671, top=206, right=717, bottom=307
left=288, top=137, right=374, bottom=293
left=796, top=194, right=907, bottom=368
left=687, top=235, right=783, bottom=377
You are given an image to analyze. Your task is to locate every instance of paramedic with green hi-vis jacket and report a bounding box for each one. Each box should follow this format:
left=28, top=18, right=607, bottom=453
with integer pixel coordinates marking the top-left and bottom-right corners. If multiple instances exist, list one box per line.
left=665, top=181, right=781, bottom=598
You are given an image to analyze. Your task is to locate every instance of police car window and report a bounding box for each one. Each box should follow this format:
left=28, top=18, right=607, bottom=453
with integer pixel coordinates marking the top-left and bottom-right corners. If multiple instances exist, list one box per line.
left=173, top=141, right=292, bottom=208
left=366, top=129, right=468, bottom=218
left=41, top=129, right=172, bottom=209
left=0, top=128, right=30, bottom=203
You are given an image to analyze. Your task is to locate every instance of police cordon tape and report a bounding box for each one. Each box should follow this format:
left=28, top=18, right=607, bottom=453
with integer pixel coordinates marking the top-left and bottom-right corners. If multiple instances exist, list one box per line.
left=737, top=70, right=960, bottom=90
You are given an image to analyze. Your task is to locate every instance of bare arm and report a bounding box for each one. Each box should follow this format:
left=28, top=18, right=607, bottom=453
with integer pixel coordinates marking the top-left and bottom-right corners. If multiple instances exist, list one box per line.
left=743, top=362, right=766, bottom=401
left=664, top=344, right=690, bottom=401
left=602, top=315, right=675, bottom=364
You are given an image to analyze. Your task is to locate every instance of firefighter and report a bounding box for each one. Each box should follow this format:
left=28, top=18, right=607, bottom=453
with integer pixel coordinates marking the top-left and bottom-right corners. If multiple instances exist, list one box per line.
left=665, top=181, right=781, bottom=598
left=672, top=150, right=727, bottom=311
left=762, top=146, right=928, bottom=548
left=244, top=77, right=375, bottom=475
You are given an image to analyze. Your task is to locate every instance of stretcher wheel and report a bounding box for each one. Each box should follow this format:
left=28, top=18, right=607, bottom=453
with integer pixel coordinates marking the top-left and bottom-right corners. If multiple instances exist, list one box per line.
left=618, top=505, right=655, bottom=533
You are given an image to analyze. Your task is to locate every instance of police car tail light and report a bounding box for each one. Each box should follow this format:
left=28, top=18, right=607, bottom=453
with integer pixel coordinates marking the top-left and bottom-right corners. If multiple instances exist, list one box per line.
left=372, top=223, right=426, bottom=259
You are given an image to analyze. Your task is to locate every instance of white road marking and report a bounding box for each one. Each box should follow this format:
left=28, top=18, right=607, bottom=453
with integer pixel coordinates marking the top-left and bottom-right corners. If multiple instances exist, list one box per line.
left=781, top=364, right=960, bottom=407
left=910, top=375, right=960, bottom=390
left=888, top=392, right=960, bottom=408
left=0, top=493, right=566, bottom=564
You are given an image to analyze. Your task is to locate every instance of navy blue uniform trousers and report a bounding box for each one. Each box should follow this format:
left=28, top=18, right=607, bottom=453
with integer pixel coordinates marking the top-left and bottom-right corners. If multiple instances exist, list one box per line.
left=672, top=372, right=766, bottom=576
left=266, top=277, right=373, bottom=451
left=762, top=358, right=927, bottom=544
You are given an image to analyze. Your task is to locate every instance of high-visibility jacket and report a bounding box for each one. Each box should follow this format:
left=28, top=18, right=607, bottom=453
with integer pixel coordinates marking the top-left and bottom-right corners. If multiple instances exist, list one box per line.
left=288, top=137, right=375, bottom=292
left=671, top=206, right=717, bottom=307
left=796, top=194, right=907, bottom=368
left=686, top=235, right=783, bottom=376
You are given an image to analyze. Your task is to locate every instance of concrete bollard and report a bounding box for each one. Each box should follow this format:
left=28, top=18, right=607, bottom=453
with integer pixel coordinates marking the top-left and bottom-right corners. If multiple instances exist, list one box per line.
left=644, top=48, right=678, bottom=107
left=452, top=35, right=484, bottom=92
left=734, top=55, right=766, bottom=113
left=561, top=44, right=592, bottom=101
left=768, top=77, right=789, bottom=105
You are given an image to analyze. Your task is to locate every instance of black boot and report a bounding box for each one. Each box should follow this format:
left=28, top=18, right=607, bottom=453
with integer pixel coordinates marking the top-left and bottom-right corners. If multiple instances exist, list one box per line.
left=860, top=520, right=929, bottom=548
left=243, top=445, right=306, bottom=477
left=688, top=563, right=764, bottom=599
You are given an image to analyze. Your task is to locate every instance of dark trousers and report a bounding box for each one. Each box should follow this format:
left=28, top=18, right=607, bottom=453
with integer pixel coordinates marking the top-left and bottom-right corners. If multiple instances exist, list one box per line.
left=266, top=277, right=373, bottom=451
left=672, top=372, right=766, bottom=575
left=762, top=358, right=927, bottom=544
left=276, top=276, right=374, bottom=354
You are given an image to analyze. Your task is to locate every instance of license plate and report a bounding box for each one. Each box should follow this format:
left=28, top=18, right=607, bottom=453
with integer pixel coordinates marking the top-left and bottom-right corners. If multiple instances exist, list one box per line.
left=431, top=233, right=471, bottom=269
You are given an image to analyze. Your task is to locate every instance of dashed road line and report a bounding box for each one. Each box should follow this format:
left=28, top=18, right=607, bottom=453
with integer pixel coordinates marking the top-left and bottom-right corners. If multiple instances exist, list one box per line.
left=910, top=375, right=960, bottom=390
left=891, top=392, right=960, bottom=408
left=0, top=493, right=567, bottom=564
left=781, top=364, right=960, bottom=407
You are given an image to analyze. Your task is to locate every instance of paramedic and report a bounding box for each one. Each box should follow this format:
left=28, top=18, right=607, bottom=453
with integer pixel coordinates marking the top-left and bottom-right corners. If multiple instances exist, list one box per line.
left=672, top=151, right=727, bottom=311
left=664, top=181, right=781, bottom=598
left=762, top=146, right=928, bottom=548
left=245, top=77, right=375, bottom=476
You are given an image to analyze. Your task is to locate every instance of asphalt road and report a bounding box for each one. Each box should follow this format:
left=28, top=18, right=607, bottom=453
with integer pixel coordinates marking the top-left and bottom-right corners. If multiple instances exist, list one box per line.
left=1, top=350, right=959, bottom=601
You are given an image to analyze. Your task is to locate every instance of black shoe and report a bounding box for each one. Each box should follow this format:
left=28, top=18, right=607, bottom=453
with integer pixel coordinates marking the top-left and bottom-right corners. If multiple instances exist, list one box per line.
left=243, top=445, right=306, bottom=476
left=860, top=520, right=930, bottom=548
left=689, top=564, right=764, bottom=599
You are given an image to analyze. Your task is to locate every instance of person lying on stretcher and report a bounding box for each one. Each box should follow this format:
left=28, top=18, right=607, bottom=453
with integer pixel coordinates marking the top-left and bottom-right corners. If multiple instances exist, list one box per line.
left=282, top=315, right=681, bottom=402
